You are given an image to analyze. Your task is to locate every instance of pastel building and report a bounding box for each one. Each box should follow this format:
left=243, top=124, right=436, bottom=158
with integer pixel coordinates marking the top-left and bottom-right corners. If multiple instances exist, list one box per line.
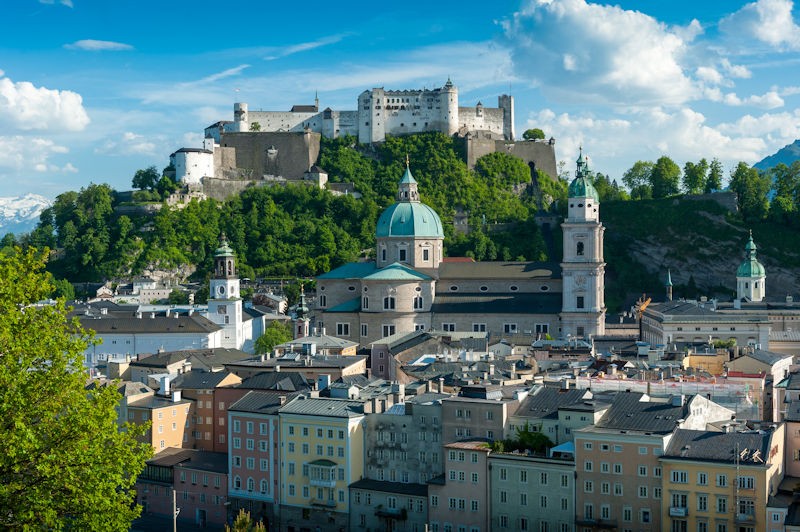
left=278, top=396, right=365, bottom=531
left=428, top=440, right=491, bottom=532
left=660, top=426, right=785, bottom=532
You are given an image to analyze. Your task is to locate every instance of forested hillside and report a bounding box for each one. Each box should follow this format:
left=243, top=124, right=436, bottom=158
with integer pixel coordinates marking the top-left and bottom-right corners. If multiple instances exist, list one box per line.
left=4, top=132, right=799, bottom=312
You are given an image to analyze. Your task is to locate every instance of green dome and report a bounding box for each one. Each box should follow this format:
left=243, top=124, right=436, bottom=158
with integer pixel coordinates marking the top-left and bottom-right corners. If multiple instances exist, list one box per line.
left=214, top=235, right=235, bottom=257
left=568, top=176, right=600, bottom=201
left=737, top=233, right=765, bottom=277
left=376, top=202, right=444, bottom=238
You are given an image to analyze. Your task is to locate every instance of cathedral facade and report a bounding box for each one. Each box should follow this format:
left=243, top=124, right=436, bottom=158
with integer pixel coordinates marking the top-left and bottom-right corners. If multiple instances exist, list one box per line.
left=314, top=152, right=605, bottom=346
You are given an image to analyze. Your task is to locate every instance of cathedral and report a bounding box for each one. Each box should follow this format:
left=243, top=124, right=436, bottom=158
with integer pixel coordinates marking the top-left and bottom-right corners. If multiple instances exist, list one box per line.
left=314, top=152, right=605, bottom=346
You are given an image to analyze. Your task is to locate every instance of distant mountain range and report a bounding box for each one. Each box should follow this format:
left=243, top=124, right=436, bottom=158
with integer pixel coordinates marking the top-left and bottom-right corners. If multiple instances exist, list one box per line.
left=0, top=194, right=51, bottom=235
left=754, top=139, right=800, bottom=170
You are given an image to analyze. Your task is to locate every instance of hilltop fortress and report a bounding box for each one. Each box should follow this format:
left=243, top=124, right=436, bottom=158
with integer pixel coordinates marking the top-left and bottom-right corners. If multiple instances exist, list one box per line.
left=171, top=80, right=557, bottom=200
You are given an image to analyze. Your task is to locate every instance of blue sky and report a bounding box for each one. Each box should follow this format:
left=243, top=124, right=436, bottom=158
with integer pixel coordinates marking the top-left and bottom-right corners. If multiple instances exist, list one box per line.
left=2, top=0, right=800, bottom=198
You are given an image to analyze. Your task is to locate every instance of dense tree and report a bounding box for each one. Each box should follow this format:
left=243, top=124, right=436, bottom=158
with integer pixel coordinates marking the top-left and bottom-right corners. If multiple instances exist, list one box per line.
left=768, top=162, right=800, bottom=227
left=255, top=320, right=293, bottom=354
left=682, top=158, right=708, bottom=195
left=249, top=122, right=261, bottom=132
left=650, top=156, right=681, bottom=198
left=622, top=160, right=654, bottom=199
left=522, top=128, right=545, bottom=140
left=132, top=165, right=161, bottom=191
left=705, top=158, right=724, bottom=193
left=591, top=173, right=629, bottom=202
left=226, top=509, right=266, bottom=531
left=0, top=248, right=151, bottom=529
left=729, top=162, right=771, bottom=222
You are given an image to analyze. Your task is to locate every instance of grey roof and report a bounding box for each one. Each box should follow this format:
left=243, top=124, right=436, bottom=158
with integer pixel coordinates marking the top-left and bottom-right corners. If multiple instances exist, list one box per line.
left=594, top=392, right=688, bottom=434
left=131, top=351, right=192, bottom=368
left=516, top=387, right=597, bottom=421
left=239, top=372, right=310, bottom=391
left=350, top=479, right=428, bottom=497
left=79, top=314, right=221, bottom=334
left=782, top=373, right=800, bottom=391
left=745, top=349, right=792, bottom=366
left=172, top=370, right=238, bottom=390
left=154, top=449, right=229, bottom=474
left=276, top=334, right=358, bottom=351
left=430, top=292, right=562, bottom=315
left=785, top=399, right=800, bottom=422
left=229, top=390, right=299, bottom=414
left=117, top=381, right=155, bottom=396
left=279, top=396, right=364, bottom=418
left=438, top=261, right=561, bottom=280
left=127, top=394, right=192, bottom=409
left=663, top=428, right=773, bottom=465
left=229, top=355, right=367, bottom=371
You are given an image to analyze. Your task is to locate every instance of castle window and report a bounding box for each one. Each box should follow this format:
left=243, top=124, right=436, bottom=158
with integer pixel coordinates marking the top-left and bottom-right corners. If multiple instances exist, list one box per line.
left=381, top=249, right=386, bottom=262
left=399, top=249, right=407, bottom=261
left=577, top=296, right=585, bottom=309
left=577, top=242, right=584, bottom=256
left=383, top=297, right=396, bottom=310
left=423, top=249, right=430, bottom=261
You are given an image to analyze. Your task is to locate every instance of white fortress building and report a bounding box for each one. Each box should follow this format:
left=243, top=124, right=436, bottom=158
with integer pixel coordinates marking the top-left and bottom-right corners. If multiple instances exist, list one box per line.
left=207, top=79, right=514, bottom=144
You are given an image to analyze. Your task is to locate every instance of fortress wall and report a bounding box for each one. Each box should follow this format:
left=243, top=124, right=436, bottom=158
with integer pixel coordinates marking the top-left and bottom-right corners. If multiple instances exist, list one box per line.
left=201, top=178, right=271, bottom=201
left=502, top=140, right=558, bottom=181
left=217, top=131, right=321, bottom=180
left=458, top=107, right=506, bottom=138
left=246, top=111, right=321, bottom=133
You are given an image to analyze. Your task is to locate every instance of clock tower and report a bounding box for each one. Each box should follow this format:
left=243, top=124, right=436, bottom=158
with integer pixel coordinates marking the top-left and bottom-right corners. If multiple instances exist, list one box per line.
left=208, top=234, right=243, bottom=348
left=560, top=150, right=606, bottom=339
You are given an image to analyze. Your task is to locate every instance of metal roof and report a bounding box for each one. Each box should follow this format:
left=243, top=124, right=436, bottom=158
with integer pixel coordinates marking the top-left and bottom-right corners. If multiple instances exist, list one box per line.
left=438, top=261, right=561, bottom=280
left=430, top=292, right=562, bottom=315
left=663, top=428, right=773, bottom=465
left=279, top=396, right=364, bottom=418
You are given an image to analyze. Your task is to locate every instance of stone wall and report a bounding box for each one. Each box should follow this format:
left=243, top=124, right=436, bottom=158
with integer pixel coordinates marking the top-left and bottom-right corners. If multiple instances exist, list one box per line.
left=460, top=135, right=558, bottom=180
left=216, top=131, right=320, bottom=181
left=200, top=178, right=272, bottom=202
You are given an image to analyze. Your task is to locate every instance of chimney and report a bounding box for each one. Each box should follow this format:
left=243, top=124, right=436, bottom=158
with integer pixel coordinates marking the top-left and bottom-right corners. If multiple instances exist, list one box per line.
left=275, top=365, right=280, bottom=373
left=318, top=374, right=331, bottom=391
left=392, top=382, right=405, bottom=403
left=160, top=376, right=170, bottom=396
left=489, top=364, right=495, bottom=377
left=438, top=377, right=445, bottom=393
left=101, top=307, right=108, bottom=315
left=172, top=390, right=181, bottom=402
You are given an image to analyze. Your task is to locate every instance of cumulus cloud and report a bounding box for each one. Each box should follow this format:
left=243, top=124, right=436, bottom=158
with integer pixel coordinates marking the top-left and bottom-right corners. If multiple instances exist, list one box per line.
left=64, top=39, right=134, bottom=51
left=0, top=136, right=70, bottom=172
left=720, top=0, right=800, bottom=50
left=720, top=58, right=752, bottom=79
left=502, top=0, right=696, bottom=105
left=696, top=67, right=724, bottom=85
left=527, top=106, right=770, bottom=181
left=0, top=75, right=90, bottom=131
left=94, top=131, right=157, bottom=156
left=721, top=90, right=784, bottom=109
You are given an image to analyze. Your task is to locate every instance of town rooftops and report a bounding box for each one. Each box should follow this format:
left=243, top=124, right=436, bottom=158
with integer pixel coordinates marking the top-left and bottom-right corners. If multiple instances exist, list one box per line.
left=239, top=371, right=310, bottom=391
left=363, top=262, right=432, bottom=281
left=230, top=354, right=367, bottom=372
left=126, top=394, right=192, bottom=410
left=171, top=370, right=239, bottom=389
left=274, top=335, right=359, bottom=352
left=516, top=387, right=598, bottom=421
left=740, top=349, right=792, bottom=366
left=279, top=396, right=365, bottom=418
left=646, top=300, right=771, bottom=323
left=663, top=428, right=774, bottom=465
left=78, top=313, right=221, bottom=334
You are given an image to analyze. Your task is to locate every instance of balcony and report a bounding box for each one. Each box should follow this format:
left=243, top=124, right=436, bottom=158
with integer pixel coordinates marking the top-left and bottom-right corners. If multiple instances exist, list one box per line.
left=669, top=507, right=688, bottom=517
left=375, top=507, right=408, bottom=520
left=735, top=513, right=756, bottom=524
left=307, top=459, right=337, bottom=488
left=310, top=498, right=336, bottom=508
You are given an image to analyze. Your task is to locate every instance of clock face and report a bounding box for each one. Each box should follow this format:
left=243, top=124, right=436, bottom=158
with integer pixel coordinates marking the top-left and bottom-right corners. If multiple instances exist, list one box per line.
left=218, top=286, right=225, bottom=295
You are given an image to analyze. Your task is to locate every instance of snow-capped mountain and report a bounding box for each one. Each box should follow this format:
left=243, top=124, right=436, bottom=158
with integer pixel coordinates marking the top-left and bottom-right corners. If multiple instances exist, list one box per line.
left=0, top=194, right=51, bottom=235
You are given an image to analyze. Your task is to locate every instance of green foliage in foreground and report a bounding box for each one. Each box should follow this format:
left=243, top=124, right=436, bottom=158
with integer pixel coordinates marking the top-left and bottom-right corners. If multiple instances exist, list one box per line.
left=0, top=248, right=152, bottom=530
left=255, top=320, right=293, bottom=354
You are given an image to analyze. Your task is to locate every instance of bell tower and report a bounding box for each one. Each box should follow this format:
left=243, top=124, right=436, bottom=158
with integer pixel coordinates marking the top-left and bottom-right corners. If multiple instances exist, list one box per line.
left=207, top=234, right=243, bottom=348
left=560, top=149, right=606, bottom=339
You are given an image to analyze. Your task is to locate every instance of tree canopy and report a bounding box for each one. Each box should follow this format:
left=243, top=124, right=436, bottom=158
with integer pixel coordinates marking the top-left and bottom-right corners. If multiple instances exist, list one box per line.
left=132, top=166, right=161, bottom=191
left=0, top=248, right=151, bottom=529
left=255, top=320, right=293, bottom=354
left=523, top=128, right=545, bottom=140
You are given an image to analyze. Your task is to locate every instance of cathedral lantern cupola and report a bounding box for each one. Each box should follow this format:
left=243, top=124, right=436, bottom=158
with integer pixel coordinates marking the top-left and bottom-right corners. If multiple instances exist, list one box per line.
left=736, top=230, right=766, bottom=302
left=375, top=160, right=444, bottom=269
left=214, top=234, right=237, bottom=280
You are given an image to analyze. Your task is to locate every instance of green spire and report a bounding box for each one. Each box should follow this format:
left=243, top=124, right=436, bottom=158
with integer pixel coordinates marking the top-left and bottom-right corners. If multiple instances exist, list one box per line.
left=736, top=230, right=765, bottom=278
left=568, top=147, right=599, bottom=201
left=665, top=269, right=673, bottom=287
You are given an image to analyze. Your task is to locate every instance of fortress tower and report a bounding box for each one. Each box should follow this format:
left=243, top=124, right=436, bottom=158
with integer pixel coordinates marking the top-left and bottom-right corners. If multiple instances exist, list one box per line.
left=560, top=150, right=606, bottom=338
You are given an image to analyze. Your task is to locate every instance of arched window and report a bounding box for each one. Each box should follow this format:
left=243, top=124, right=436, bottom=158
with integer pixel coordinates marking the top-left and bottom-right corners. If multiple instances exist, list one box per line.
left=381, top=248, right=387, bottom=262
left=383, top=296, right=396, bottom=310
left=319, top=295, right=327, bottom=307
left=234, top=476, right=241, bottom=489
left=362, top=296, right=369, bottom=309
left=227, top=260, right=233, bottom=275
left=260, top=479, right=268, bottom=493
left=577, top=242, right=584, bottom=256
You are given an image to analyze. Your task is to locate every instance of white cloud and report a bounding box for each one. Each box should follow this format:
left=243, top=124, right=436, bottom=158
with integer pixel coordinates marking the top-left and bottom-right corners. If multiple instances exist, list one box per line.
left=696, top=67, right=723, bottom=85
left=720, top=0, right=800, bottom=50
left=64, top=39, right=134, bottom=51
left=39, top=0, right=73, bottom=7
left=502, top=0, right=696, bottom=105
left=94, top=131, right=157, bottom=156
left=0, top=76, right=89, bottom=131
left=527, top=106, right=770, bottom=181
left=720, top=58, right=751, bottom=79
left=0, top=136, right=70, bottom=173
left=263, top=34, right=349, bottom=60
left=722, top=90, right=784, bottom=109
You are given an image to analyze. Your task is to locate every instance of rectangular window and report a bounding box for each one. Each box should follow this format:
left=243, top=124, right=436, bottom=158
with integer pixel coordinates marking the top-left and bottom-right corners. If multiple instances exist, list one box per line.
left=442, top=323, right=456, bottom=332
left=336, top=323, right=350, bottom=336
left=473, top=323, right=486, bottom=332
left=361, top=324, right=368, bottom=337
left=577, top=296, right=585, bottom=309
left=504, top=323, right=518, bottom=334
left=698, top=472, right=707, bottom=485
left=382, top=324, right=396, bottom=337
left=671, top=470, right=688, bottom=483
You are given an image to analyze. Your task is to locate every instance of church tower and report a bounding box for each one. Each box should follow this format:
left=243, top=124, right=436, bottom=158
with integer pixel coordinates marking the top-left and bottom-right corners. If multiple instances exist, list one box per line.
left=736, top=231, right=766, bottom=302
left=294, top=286, right=311, bottom=339
left=560, top=150, right=606, bottom=339
left=207, top=235, right=243, bottom=348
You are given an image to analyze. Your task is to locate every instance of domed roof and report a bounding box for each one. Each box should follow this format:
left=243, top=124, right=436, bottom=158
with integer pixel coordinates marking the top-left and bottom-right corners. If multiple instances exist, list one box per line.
left=737, top=232, right=765, bottom=278
left=214, top=235, right=235, bottom=257
left=568, top=148, right=600, bottom=201
left=376, top=202, right=444, bottom=238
